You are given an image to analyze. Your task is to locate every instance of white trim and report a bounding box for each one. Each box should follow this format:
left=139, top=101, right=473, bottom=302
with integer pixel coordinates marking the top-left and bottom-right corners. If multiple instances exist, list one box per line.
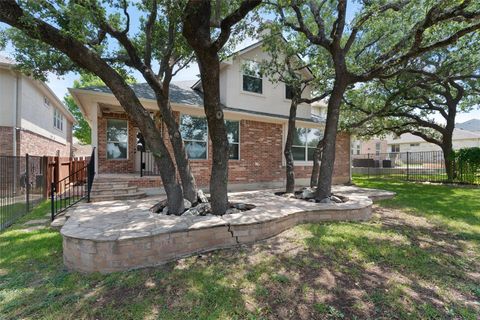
left=240, top=59, right=264, bottom=96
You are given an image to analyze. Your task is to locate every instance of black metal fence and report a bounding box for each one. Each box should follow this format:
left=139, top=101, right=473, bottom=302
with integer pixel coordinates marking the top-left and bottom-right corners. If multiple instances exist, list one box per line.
left=352, top=150, right=480, bottom=185
left=0, top=154, right=47, bottom=231
left=51, top=148, right=95, bottom=220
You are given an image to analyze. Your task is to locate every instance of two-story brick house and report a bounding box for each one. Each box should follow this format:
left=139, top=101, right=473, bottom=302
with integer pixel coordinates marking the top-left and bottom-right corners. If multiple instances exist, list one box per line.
left=0, top=55, right=76, bottom=157
left=69, top=41, right=351, bottom=191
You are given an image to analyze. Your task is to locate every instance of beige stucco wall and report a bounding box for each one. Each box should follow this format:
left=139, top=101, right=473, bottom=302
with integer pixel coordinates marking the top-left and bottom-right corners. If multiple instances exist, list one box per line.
left=221, top=45, right=313, bottom=119
left=19, top=76, right=70, bottom=145
left=0, top=68, right=17, bottom=127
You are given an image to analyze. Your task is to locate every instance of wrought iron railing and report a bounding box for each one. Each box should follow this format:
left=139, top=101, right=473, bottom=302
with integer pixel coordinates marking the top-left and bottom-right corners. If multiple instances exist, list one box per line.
left=352, top=150, right=480, bottom=185
left=0, top=154, right=46, bottom=231
left=50, top=148, right=96, bottom=220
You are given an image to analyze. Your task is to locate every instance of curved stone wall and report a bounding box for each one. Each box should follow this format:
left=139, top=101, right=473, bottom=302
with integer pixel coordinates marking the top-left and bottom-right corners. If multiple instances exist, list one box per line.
left=61, top=189, right=394, bottom=273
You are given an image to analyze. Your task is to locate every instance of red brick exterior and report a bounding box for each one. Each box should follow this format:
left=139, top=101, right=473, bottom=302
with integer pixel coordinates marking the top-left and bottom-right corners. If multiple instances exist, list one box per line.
left=0, top=125, right=71, bottom=157
left=97, top=113, right=351, bottom=188
left=0, top=126, right=15, bottom=156
left=19, top=129, right=71, bottom=157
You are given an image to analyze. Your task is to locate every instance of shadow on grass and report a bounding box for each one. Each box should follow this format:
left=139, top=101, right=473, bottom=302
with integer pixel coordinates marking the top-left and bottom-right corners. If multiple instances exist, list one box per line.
left=354, top=178, right=480, bottom=240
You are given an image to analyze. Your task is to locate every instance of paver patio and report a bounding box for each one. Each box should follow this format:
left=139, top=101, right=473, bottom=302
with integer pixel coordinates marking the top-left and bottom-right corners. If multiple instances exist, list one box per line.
left=60, top=186, right=395, bottom=273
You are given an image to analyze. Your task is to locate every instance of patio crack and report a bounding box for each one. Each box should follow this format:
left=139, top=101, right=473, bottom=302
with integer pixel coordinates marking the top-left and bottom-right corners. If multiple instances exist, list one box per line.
left=226, top=223, right=239, bottom=244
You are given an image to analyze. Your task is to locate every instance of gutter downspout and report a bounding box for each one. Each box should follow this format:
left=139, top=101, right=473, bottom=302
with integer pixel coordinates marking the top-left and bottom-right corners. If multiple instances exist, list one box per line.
left=12, top=74, right=19, bottom=156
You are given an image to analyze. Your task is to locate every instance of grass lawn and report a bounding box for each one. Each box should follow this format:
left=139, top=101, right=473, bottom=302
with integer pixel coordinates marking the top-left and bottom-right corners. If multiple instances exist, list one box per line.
left=1, top=180, right=479, bottom=319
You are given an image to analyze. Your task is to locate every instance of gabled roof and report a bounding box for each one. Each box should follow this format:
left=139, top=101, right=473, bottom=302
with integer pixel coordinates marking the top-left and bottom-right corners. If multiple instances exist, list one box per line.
left=0, top=54, right=76, bottom=124
left=456, top=119, right=480, bottom=132
left=83, top=81, right=204, bottom=106
left=387, top=128, right=480, bottom=144
left=0, top=54, right=15, bottom=66
left=192, top=38, right=314, bottom=91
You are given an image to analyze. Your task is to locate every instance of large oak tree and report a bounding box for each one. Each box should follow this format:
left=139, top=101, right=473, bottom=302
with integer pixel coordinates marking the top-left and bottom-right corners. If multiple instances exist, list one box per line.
left=271, top=0, right=480, bottom=201
left=342, top=34, right=480, bottom=181
left=182, top=0, right=261, bottom=214
left=0, top=0, right=203, bottom=214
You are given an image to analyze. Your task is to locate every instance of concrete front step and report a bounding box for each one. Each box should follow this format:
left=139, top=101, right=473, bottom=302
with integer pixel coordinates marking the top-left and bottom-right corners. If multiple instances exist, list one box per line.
left=92, top=186, right=139, bottom=195
left=92, top=182, right=130, bottom=189
left=90, top=191, right=147, bottom=202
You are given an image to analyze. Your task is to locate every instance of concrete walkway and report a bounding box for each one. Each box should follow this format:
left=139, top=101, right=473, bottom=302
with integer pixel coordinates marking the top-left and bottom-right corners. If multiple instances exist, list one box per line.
left=60, top=186, right=395, bottom=273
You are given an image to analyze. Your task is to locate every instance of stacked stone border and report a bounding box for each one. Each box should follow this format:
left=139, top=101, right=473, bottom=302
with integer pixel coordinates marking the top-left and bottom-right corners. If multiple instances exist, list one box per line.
left=61, top=189, right=395, bottom=273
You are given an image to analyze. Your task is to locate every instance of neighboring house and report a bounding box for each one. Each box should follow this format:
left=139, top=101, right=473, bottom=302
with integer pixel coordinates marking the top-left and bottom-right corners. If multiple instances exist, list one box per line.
left=69, top=41, right=351, bottom=190
left=351, top=138, right=389, bottom=156
left=387, top=128, right=480, bottom=153
left=456, top=119, right=480, bottom=132
left=0, top=55, right=76, bottom=157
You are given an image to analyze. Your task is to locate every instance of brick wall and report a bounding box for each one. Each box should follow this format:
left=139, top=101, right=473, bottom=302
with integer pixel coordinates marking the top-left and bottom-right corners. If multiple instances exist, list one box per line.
left=18, top=129, right=71, bottom=157
left=98, top=114, right=351, bottom=187
left=0, top=126, right=14, bottom=156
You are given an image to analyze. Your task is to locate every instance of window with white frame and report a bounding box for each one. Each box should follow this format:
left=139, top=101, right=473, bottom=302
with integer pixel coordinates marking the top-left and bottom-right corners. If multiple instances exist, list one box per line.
left=292, top=127, right=323, bottom=161
left=53, top=109, right=64, bottom=131
left=226, top=120, right=240, bottom=160
left=391, top=144, right=400, bottom=153
left=180, top=115, right=208, bottom=159
left=242, top=61, right=262, bottom=94
left=356, top=144, right=361, bottom=155
left=375, top=142, right=381, bottom=155
left=106, top=119, right=128, bottom=159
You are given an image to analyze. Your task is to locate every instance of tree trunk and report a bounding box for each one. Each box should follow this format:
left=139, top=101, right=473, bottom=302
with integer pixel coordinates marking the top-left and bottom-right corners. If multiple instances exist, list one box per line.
left=310, top=142, right=322, bottom=188
left=158, top=97, right=198, bottom=203
left=284, top=100, right=298, bottom=193
left=315, top=80, right=347, bottom=201
left=0, top=0, right=184, bottom=215
left=197, top=54, right=229, bottom=215
left=442, top=138, right=455, bottom=182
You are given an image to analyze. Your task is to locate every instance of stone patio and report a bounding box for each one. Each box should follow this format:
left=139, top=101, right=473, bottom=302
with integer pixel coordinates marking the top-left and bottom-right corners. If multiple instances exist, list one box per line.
left=61, top=186, right=395, bottom=273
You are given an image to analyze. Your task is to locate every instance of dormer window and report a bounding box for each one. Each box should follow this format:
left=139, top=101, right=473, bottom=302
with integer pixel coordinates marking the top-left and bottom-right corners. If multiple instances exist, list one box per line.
left=242, top=61, right=262, bottom=94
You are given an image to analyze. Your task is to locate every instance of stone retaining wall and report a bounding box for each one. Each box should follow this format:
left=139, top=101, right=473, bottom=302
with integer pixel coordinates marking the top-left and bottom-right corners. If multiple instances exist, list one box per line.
left=62, top=193, right=374, bottom=273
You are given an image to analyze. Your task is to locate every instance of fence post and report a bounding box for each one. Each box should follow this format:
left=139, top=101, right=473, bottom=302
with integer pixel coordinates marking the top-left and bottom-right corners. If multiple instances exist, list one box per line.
left=51, top=182, right=55, bottom=221
left=406, top=152, right=410, bottom=181
left=367, top=153, right=370, bottom=179
left=25, top=154, right=30, bottom=212
left=140, top=151, right=144, bottom=177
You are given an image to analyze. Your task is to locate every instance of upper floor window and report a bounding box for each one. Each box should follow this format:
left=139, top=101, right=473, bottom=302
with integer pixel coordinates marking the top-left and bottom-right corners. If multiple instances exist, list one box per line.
left=242, top=61, right=262, bottom=94
left=292, top=127, right=323, bottom=161
left=53, top=109, right=64, bottom=131
left=226, top=120, right=240, bottom=160
left=391, top=144, right=400, bottom=153
left=285, top=84, right=294, bottom=100
left=410, top=143, right=420, bottom=147
left=107, top=119, right=128, bottom=159
left=180, top=115, right=208, bottom=160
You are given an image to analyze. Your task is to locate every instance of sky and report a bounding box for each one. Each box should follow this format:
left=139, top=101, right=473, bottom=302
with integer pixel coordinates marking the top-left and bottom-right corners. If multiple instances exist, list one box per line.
left=1, top=2, right=479, bottom=124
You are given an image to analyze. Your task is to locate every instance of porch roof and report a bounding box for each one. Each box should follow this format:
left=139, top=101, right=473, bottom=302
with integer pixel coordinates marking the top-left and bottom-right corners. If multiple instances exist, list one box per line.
left=78, top=81, right=324, bottom=124
left=82, top=80, right=204, bottom=106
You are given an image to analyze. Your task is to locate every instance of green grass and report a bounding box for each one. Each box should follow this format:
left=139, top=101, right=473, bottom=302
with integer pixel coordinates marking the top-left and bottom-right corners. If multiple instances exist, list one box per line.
left=354, top=176, right=480, bottom=240
left=1, top=181, right=479, bottom=319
